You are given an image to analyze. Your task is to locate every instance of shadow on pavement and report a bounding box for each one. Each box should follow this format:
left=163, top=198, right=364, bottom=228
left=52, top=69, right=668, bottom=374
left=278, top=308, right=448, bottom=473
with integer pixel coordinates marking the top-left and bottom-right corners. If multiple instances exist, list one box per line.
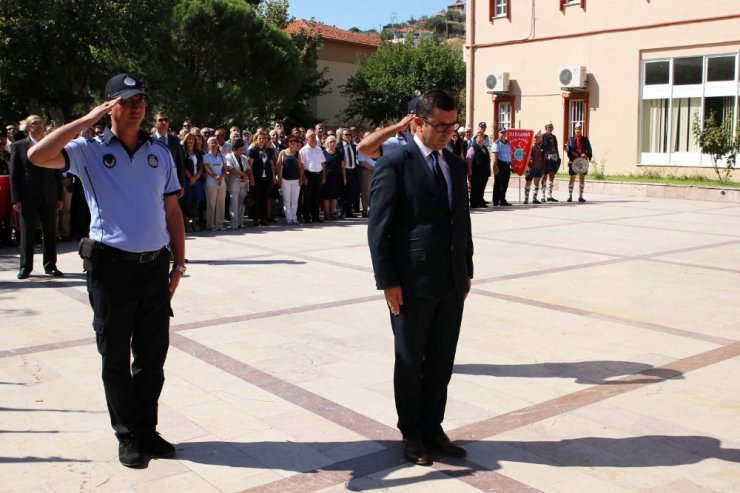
left=454, top=360, right=684, bottom=384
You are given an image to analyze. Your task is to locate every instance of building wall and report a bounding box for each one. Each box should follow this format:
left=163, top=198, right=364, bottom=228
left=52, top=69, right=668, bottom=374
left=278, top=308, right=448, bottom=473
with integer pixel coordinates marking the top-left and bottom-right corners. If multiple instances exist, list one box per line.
left=314, top=41, right=378, bottom=126
left=466, top=0, right=740, bottom=175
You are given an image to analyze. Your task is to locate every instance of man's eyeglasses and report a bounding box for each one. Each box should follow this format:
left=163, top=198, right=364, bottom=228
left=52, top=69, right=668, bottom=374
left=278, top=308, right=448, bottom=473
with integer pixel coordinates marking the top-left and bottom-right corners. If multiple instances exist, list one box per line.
left=422, top=118, right=459, bottom=133
left=157, top=118, right=168, bottom=123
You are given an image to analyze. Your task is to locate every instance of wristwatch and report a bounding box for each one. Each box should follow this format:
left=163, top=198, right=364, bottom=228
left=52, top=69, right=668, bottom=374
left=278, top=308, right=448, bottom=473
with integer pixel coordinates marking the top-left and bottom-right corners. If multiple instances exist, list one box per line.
left=171, top=264, right=187, bottom=275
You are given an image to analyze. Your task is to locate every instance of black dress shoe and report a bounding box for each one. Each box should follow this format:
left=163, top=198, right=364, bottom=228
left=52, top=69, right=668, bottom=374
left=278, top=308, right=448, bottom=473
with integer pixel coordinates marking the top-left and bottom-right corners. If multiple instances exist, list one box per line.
left=361, top=212, right=368, bottom=218
left=344, top=212, right=357, bottom=218
left=17, top=268, right=31, bottom=280
left=424, top=433, right=467, bottom=458
left=44, top=267, right=64, bottom=277
left=139, top=431, right=175, bottom=458
left=403, top=438, right=432, bottom=466
left=118, top=436, right=143, bottom=467
left=500, top=201, right=513, bottom=206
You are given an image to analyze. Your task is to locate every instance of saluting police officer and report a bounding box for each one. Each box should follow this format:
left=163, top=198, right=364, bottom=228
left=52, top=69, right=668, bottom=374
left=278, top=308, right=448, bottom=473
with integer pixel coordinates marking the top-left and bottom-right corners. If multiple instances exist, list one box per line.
left=28, top=73, right=186, bottom=468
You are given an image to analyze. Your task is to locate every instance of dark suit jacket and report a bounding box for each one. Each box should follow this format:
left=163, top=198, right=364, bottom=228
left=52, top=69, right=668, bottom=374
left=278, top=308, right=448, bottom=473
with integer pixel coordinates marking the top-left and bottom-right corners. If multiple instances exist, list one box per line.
left=154, top=133, right=185, bottom=186
left=338, top=140, right=358, bottom=169
left=9, top=137, right=63, bottom=205
left=367, top=139, right=473, bottom=298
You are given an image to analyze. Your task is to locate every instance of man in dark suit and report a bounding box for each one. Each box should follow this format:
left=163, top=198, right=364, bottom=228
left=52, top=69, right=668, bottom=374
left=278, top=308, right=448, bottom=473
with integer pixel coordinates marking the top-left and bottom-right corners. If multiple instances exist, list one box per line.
left=10, top=115, right=63, bottom=279
left=367, top=90, right=474, bottom=466
left=152, top=111, right=185, bottom=193
left=338, top=129, right=360, bottom=217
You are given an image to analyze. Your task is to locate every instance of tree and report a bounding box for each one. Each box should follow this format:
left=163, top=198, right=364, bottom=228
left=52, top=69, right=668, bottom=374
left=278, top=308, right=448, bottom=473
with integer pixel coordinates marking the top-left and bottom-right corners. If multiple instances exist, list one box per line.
left=692, top=112, right=740, bottom=183
left=0, top=0, right=170, bottom=123
left=161, top=0, right=303, bottom=127
left=342, top=37, right=465, bottom=126
left=258, top=0, right=292, bottom=29
left=422, top=16, right=448, bottom=34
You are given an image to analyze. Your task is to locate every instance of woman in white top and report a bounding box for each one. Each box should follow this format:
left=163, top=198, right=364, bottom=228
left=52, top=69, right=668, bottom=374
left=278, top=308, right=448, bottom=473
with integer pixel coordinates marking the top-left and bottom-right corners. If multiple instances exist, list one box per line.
left=203, top=136, right=227, bottom=231
left=224, top=138, right=255, bottom=229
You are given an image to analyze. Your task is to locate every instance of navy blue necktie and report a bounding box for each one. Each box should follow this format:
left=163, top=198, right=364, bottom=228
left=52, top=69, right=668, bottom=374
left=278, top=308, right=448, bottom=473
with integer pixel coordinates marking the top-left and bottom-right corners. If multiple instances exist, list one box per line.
left=431, top=151, right=449, bottom=210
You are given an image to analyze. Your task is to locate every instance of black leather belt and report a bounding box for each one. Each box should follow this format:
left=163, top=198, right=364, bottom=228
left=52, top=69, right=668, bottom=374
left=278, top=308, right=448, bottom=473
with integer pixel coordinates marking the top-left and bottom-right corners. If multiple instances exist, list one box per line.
left=96, top=243, right=166, bottom=263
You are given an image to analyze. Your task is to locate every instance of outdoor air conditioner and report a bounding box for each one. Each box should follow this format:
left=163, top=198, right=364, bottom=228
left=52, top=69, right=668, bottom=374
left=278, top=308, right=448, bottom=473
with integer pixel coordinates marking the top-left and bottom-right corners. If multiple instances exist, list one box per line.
left=484, top=72, right=510, bottom=93
left=558, top=66, right=587, bottom=89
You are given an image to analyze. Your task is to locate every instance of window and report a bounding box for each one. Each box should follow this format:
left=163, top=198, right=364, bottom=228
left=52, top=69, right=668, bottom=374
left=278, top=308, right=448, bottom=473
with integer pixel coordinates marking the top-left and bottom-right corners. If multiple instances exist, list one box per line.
left=560, top=0, right=585, bottom=11
left=490, top=0, right=510, bottom=20
left=561, top=92, right=589, bottom=143
left=498, top=102, right=512, bottom=130
left=639, top=53, right=740, bottom=165
left=704, top=96, right=735, bottom=127
left=568, top=100, right=585, bottom=137
left=707, top=56, right=736, bottom=82
left=493, top=95, right=516, bottom=132
left=641, top=99, right=669, bottom=153
left=670, top=98, right=700, bottom=153
left=673, top=57, right=703, bottom=85
left=645, top=61, right=670, bottom=85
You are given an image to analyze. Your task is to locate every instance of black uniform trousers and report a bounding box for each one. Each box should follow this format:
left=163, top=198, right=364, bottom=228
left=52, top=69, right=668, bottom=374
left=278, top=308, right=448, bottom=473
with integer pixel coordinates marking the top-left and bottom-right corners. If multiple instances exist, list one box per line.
left=19, top=197, right=58, bottom=272
left=303, top=171, right=323, bottom=221
left=342, top=167, right=360, bottom=214
left=391, top=291, right=465, bottom=440
left=492, top=161, right=511, bottom=205
left=87, top=250, right=170, bottom=439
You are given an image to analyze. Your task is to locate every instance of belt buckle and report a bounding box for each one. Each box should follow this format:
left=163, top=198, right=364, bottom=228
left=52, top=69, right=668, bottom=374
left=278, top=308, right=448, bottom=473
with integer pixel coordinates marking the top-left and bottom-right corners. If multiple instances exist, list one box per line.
left=139, top=250, right=157, bottom=263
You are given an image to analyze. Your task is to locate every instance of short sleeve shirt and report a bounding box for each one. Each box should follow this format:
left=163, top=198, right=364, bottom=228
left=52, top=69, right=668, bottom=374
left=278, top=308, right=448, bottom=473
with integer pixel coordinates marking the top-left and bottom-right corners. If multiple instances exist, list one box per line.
left=492, top=139, right=512, bottom=162
left=63, top=127, right=180, bottom=252
left=299, top=144, right=326, bottom=173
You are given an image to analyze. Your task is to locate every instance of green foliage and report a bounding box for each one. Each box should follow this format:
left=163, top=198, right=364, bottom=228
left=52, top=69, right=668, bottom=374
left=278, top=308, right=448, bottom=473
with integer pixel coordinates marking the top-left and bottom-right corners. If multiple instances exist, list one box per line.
left=342, top=38, right=465, bottom=126
left=422, top=16, right=448, bottom=34
left=446, top=10, right=465, bottom=22
left=0, top=0, right=326, bottom=129
left=0, top=0, right=169, bottom=123
left=590, top=154, right=607, bottom=179
left=692, top=112, right=740, bottom=183
left=162, top=0, right=302, bottom=127
left=259, top=0, right=292, bottom=29
left=276, top=20, right=331, bottom=129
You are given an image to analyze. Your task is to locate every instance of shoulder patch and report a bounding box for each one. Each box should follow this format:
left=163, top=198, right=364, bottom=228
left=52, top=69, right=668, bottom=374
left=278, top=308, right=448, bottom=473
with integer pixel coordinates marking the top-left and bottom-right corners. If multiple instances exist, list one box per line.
left=103, top=154, right=116, bottom=168
left=147, top=154, right=159, bottom=168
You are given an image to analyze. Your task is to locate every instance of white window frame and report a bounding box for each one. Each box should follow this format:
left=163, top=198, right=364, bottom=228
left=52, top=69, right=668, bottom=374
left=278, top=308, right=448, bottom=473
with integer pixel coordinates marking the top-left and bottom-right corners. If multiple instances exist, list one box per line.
left=498, top=102, right=512, bottom=130
left=495, top=0, right=507, bottom=18
left=639, top=53, right=740, bottom=168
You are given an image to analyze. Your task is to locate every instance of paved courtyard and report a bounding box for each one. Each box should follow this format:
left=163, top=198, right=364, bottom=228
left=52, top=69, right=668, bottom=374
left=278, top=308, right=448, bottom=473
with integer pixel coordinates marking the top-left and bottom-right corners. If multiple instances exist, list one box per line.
left=1, top=189, right=739, bottom=492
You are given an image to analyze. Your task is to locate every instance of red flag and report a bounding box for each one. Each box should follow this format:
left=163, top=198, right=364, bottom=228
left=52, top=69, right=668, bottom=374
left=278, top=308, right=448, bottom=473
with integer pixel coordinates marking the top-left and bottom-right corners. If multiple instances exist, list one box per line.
left=507, top=129, right=534, bottom=176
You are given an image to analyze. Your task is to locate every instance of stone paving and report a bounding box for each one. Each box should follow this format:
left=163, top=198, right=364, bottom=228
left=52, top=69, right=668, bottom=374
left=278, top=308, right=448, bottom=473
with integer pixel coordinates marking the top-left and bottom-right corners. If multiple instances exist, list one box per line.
left=1, top=189, right=739, bottom=492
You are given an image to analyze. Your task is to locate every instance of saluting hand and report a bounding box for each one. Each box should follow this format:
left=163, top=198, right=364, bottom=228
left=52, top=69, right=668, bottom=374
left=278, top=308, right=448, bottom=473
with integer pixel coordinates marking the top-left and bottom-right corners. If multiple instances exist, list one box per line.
left=84, top=97, right=121, bottom=127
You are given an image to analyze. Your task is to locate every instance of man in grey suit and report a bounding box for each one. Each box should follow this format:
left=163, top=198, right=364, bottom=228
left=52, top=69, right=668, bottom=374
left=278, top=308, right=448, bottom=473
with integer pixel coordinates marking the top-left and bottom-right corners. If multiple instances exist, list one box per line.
left=367, top=90, right=473, bottom=466
left=10, top=115, right=63, bottom=279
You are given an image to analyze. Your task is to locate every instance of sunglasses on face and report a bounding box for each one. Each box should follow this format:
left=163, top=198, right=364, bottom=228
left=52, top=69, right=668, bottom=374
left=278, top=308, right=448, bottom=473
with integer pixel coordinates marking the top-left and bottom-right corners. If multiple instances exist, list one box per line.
left=119, top=96, right=146, bottom=108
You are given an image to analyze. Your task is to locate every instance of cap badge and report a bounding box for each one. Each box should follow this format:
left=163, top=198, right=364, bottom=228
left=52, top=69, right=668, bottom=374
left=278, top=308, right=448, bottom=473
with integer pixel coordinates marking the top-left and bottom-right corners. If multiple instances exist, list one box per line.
left=123, top=76, right=137, bottom=87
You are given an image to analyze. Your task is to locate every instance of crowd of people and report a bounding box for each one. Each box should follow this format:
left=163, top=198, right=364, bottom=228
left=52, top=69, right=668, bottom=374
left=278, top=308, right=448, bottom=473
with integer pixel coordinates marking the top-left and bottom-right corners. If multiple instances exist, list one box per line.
left=0, top=110, right=593, bottom=250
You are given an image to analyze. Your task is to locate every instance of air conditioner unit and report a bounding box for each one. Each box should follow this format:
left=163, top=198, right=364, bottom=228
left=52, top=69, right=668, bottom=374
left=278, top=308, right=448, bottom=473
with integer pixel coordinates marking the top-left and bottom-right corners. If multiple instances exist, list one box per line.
left=558, top=66, right=587, bottom=89
left=484, top=72, right=510, bottom=93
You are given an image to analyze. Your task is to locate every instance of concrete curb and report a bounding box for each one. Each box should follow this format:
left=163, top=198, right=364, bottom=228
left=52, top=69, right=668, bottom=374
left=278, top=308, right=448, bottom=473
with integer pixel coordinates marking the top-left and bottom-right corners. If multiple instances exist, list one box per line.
left=549, top=178, right=740, bottom=203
